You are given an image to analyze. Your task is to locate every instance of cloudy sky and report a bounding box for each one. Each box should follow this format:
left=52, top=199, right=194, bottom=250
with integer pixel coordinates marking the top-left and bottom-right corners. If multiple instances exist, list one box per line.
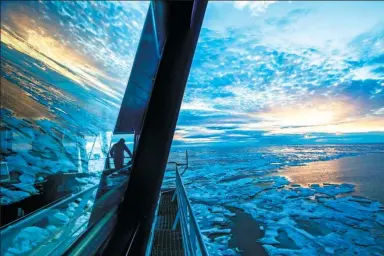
left=174, top=1, right=384, bottom=145
left=1, top=1, right=383, bottom=145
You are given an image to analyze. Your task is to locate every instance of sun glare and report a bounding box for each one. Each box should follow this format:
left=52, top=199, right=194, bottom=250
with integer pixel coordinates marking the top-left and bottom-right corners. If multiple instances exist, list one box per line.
left=260, top=108, right=336, bottom=127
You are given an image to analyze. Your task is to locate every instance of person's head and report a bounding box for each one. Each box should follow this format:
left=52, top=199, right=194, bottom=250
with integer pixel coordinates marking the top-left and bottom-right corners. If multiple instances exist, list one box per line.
left=118, top=138, right=125, bottom=144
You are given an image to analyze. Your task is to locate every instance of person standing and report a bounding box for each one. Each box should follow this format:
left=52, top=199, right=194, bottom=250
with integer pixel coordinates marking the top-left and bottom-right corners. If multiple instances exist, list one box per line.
left=109, top=139, right=133, bottom=170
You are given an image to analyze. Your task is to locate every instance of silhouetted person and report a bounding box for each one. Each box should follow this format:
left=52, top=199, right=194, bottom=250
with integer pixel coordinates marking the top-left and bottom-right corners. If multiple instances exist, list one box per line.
left=109, top=139, right=133, bottom=170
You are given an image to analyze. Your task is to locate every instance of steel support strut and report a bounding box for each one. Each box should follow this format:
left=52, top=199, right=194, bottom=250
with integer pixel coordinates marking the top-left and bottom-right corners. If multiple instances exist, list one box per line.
left=102, top=1, right=208, bottom=255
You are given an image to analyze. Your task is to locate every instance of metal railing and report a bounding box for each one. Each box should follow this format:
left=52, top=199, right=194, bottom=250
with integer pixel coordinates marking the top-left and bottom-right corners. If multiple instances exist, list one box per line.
left=145, top=192, right=161, bottom=256
left=162, top=151, right=189, bottom=190
left=104, top=156, right=132, bottom=170
left=0, top=165, right=131, bottom=256
left=171, top=164, right=209, bottom=256
left=0, top=184, right=98, bottom=256
left=63, top=166, right=132, bottom=256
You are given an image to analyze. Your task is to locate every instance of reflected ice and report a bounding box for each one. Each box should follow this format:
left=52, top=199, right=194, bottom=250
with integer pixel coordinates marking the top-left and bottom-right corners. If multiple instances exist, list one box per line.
left=0, top=1, right=147, bottom=210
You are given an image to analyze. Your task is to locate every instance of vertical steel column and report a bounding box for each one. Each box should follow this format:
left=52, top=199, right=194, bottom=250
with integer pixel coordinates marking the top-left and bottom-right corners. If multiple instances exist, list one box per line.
left=103, top=1, right=208, bottom=255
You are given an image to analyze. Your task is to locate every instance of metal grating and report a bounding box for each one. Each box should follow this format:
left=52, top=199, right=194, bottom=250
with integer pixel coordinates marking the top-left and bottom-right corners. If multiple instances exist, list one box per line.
left=151, top=190, right=184, bottom=256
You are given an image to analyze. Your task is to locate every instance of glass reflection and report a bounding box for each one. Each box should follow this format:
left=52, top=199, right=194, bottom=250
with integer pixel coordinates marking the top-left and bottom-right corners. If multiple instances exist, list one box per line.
left=0, top=1, right=149, bottom=254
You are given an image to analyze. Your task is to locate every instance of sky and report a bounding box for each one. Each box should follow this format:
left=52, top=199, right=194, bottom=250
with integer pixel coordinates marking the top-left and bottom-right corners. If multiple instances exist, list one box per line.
left=174, top=1, right=384, bottom=145
left=1, top=1, right=383, bottom=146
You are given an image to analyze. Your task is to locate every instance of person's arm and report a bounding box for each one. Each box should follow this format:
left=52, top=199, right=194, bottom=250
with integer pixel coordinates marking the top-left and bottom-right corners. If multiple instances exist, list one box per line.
left=124, top=144, right=133, bottom=158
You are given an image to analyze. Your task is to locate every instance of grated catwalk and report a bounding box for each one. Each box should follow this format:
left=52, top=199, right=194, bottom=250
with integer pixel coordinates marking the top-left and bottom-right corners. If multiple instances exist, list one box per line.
left=151, top=191, right=184, bottom=256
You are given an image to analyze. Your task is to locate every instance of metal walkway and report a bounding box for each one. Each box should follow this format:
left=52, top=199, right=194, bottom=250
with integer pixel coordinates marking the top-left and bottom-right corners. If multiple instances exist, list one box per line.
left=147, top=159, right=209, bottom=256
left=151, top=190, right=184, bottom=256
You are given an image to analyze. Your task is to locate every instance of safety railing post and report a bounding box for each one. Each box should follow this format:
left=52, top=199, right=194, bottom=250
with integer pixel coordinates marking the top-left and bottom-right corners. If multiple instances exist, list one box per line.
left=172, top=209, right=180, bottom=230
left=190, top=211, right=197, bottom=255
left=172, top=164, right=178, bottom=201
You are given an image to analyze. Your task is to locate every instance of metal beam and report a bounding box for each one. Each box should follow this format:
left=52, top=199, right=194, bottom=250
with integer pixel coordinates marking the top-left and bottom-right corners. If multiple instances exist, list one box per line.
left=102, top=0, right=208, bottom=254
left=114, top=1, right=166, bottom=135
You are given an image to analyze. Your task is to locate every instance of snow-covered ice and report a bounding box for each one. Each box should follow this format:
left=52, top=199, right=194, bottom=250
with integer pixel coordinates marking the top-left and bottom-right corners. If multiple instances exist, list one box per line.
left=169, top=146, right=384, bottom=255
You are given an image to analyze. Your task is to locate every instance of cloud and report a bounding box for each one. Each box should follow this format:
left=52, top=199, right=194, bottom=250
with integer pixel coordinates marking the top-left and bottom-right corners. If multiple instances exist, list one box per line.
left=352, top=66, right=384, bottom=80
left=266, top=117, right=384, bottom=135
left=374, top=108, right=384, bottom=115
left=233, top=1, right=277, bottom=16
left=174, top=1, right=384, bottom=144
left=181, top=100, right=217, bottom=112
left=253, top=100, right=358, bottom=127
left=1, top=1, right=149, bottom=101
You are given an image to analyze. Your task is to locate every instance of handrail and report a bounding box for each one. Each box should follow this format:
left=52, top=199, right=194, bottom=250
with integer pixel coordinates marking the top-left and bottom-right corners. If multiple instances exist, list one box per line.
left=180, top=150, right=189, bottom=175
left=145, top=193, right=161, bottom=256
left=105, top=156, right=132, bottom=168
left=0, top=190, right=69, bottom=231
left=0, top=183, right=98, bottom=256
left=63, top=206, right=118, bottom=256
left=0, top=183, right=98, bottom=236
left=167, top=150, right=189, bottom=177
left=174, top=165, right=209, bottom=256
left=64, top=170, right=131, bottom=256
left=0, top=166, right=130, bottom=256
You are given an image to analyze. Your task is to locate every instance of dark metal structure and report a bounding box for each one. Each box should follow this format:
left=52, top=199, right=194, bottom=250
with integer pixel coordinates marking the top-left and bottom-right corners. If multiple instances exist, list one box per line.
left=102, top=0, right=208, bottom=255
left=0, top=1, right=208, bottom=255
left=113, top=2, right=167, bottom=136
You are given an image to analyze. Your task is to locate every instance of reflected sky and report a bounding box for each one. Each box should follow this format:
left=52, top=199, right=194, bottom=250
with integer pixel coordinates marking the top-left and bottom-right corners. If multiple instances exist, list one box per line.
left=174, top=1, right=384, bottom=145
left=1, top=1, right=149, bottom=176
left=1, top=1, right=149, bottom=103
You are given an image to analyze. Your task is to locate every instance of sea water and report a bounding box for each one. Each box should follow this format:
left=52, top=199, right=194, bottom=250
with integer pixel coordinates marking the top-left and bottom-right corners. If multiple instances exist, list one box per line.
left=169, top=144, right=384, bottom=255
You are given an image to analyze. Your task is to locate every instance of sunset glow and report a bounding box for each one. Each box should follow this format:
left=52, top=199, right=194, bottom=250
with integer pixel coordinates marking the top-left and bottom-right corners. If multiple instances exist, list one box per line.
left=173, top=1, right=384, bottom=144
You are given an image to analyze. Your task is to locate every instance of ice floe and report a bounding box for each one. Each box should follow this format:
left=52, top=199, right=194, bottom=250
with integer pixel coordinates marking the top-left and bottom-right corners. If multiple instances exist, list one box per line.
left=174, top=146, right=384, bottom=256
